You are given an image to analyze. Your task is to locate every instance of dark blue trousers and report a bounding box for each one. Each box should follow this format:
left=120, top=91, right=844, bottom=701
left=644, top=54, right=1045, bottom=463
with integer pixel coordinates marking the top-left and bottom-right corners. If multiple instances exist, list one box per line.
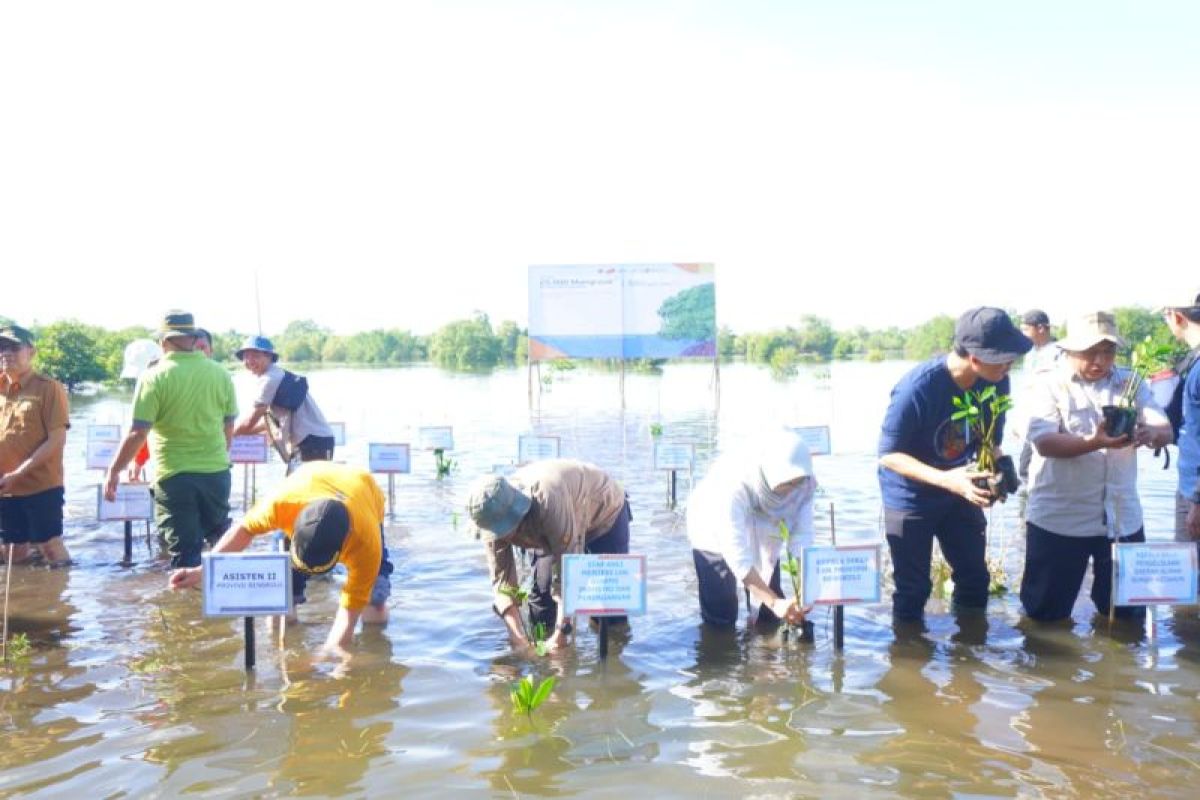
left=1020, top=522, right=1145, bottom=622
left=884, top=502, right=988, bottom=621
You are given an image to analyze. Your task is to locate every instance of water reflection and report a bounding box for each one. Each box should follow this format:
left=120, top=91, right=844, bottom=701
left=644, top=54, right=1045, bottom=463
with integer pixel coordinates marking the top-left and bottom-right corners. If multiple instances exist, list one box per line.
left=1, top=362, right=1196, bottom=797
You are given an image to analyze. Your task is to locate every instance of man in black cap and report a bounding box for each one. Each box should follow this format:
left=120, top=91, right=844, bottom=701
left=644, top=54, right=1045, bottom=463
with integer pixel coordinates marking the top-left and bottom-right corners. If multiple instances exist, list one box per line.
left=169, top=461, right=393, bottom=652
left=878, top=307, right=1032, bottom=624
left=1014, top=309, right=1062, bottom=485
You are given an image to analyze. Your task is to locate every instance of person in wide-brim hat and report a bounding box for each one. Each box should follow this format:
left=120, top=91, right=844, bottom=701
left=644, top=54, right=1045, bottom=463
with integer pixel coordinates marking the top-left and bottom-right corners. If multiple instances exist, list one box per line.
left=466, top=460, right=631, bottom=653
left=1057, top=311, right=1127, bottom=353
left=157, top=310, right=199, bottom=340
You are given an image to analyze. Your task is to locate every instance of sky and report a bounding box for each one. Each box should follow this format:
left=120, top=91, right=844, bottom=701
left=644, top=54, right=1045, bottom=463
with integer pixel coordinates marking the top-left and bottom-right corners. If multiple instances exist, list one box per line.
left=2, top=1, right=1198, bottom=336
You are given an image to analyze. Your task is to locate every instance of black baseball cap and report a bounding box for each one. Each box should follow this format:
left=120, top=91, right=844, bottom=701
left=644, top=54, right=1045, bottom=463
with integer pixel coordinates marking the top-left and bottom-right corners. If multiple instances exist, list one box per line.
left=291, top=499, right=350, bottom=574
left=0, top=324, right=34, bottom=346
left=1021, top=309, right=1050, bottom=327
left=955, top=307, right=1033, bottom=364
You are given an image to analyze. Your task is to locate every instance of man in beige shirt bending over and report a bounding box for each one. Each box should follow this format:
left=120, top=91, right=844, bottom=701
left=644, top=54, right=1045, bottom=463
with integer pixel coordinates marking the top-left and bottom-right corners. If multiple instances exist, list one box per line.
left=467, top=460, right=630, bottom=653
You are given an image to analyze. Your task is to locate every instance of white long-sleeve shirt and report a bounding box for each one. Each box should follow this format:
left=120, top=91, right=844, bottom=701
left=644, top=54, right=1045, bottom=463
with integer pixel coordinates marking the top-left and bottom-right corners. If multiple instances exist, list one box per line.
left=686, top=455, right=815, bottom=583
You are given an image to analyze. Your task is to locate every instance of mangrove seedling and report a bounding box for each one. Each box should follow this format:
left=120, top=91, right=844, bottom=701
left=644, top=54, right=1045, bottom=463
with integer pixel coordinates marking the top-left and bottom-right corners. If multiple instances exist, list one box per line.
left=931, top=553, right=953, bottom=601
left=1118, top=337, right=1176, bottom=408
left=649, top=422, right=663, bottom=438
left=951, top=386, right=1018, bottom=501
left=501, top=583, right=549, bottom=655
left=1102, top=336, right=1177, bottom=437
left=434, top=448, right=456, bottom=479
left=3, top=632, right=32, bottom=664
left=531, top=621, right=550, bottom=657
left=510, top=674, right=556, bottom=718
left=777, top=521, right=812, bottom=642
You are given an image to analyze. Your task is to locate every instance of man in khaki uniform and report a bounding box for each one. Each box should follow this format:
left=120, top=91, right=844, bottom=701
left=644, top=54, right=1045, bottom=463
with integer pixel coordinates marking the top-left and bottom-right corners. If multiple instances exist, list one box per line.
left=468, top=460, right=630, bottom=652
left=0, top=324, right=70, bottom=565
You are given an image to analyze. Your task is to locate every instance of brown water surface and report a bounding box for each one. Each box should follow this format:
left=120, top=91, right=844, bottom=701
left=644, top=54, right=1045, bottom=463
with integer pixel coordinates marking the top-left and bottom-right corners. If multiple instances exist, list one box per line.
left=1, top=362, right=1197, bottom=798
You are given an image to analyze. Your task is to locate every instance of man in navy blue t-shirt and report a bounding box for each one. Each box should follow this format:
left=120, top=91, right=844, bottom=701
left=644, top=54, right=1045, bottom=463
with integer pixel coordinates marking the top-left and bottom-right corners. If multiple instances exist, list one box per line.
left=878, top=307, right=1032, bottom=623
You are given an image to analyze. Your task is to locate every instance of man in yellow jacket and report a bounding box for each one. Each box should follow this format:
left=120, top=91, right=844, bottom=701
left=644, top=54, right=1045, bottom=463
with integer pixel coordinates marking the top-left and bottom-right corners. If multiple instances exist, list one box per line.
left=170, top=461, right=393, bottom=651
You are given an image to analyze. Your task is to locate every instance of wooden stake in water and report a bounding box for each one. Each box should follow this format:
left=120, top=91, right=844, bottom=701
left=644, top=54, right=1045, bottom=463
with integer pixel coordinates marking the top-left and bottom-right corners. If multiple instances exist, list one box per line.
left=123, top=520, right=133, bottom=565
left=244, top=616, right=256, bottom=670
left=831, top=502, right=845, bottom=651
left=1109, top=542, right=1118, bottom=629
left=667, top=469, right=677, bottom=508
left=387, top=474, right=395, bottom=518
left=1, top=545, right=13, bottom=662
left=598, top=617, right=610, bottom=660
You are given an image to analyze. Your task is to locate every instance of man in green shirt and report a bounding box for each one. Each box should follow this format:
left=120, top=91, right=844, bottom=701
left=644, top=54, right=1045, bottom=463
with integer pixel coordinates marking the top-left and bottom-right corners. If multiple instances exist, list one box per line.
left=105, top=311, right=239, bottom=567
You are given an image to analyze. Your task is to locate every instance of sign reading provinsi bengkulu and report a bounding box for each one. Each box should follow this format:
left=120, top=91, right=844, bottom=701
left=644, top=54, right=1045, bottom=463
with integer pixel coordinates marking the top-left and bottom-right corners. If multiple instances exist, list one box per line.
left=562, top=554, right=647, bottom=616
left=202, top=552, right=293, bottom=617
left=802, top=545, right=882, bottom=606
left=1113, top=542, right=1199, bottom=606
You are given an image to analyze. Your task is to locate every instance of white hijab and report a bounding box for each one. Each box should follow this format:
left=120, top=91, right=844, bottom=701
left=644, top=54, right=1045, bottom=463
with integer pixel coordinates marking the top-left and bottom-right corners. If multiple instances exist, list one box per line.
left=747, top=430, right=815, bottom=517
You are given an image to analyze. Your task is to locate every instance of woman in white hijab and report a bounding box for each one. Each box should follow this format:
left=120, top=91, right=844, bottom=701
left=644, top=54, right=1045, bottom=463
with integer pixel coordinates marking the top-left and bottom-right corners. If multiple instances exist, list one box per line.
left=686, top=429, right=816, bottom=628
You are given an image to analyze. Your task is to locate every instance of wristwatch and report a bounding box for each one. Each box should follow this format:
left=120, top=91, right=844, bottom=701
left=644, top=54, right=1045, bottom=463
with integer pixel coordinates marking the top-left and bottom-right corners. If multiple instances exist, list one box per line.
left=557, top=619, right=573, bottom=636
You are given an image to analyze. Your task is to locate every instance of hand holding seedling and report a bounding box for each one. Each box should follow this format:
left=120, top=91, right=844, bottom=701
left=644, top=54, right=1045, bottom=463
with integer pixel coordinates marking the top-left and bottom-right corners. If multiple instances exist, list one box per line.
left=771, top=597, right=809, bottom=625
left=941, top=465, right=996, bottom=507
left=1086, top=426, right=1133, bottom=451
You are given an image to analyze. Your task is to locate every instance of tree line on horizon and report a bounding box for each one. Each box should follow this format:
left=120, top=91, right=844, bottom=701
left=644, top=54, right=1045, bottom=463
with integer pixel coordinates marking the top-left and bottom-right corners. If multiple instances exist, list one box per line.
left=0, top=307, right=1179, bottom=391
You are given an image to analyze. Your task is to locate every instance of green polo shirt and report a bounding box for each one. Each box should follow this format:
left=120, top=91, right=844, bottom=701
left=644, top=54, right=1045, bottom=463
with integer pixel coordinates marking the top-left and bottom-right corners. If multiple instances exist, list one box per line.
left=132, top=352, right=238, bottom=481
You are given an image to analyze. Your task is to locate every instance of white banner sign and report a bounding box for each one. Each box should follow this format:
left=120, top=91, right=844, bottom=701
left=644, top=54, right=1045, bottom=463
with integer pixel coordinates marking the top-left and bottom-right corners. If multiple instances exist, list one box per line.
left=802, top=545, right=882, bottom=606
left=229, top=434, right=269, bottom=464
left=562, top=554, right=647, bottom=616
left=329, top=421, right=346, bottom=447
left=792, top=425, right=832, bottom=457
left=97, top=483, right=153, bottom=521
left=653, top=441, right=695, bottom=471
left=1113, top=542, right=1199, bottom=606
left=202, top=553, right=293, bottom=617
left=418, top=426, right=454, bottom=451
left=86, top=424, right=122, bottom=470
left=369, top=443, right=411, bottom=474
left=518, top=434, right=560, bottom=463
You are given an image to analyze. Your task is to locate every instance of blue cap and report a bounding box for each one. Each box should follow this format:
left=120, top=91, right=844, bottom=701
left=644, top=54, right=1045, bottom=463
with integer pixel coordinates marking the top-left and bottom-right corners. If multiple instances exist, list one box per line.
left=234, top=335, right=279, bottom=362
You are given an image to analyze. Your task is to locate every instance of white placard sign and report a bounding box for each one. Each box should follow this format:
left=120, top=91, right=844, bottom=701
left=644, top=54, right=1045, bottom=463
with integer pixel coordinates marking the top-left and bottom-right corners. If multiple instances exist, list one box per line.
left=97, top=483, right=153, bottom=521
left=654, top=441, right=695, bottom=471
left=86, top=424, right=122, bottom=470
left=229, top=434, right=269, bottom=464
left=562, top=554, right=647, bottom=616
left=418, top=426, right=455, bottom=451
left=518, top=434, right=561, bottom=463
left=369, top=443, right=411, bottom=473
left=802, top=545, right=882, bottom=606
left=329, top=422, right=346, bottom=447
left=792, top=425, right=831, bottom=456
left=202, top=553, right=293, bottom=617
left=1113, top=542, right=1199, bottom=606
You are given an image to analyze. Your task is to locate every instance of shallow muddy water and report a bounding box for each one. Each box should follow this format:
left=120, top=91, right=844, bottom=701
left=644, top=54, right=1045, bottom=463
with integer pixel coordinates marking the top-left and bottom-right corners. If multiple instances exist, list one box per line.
left=1, top=361, right=1197, bottom=799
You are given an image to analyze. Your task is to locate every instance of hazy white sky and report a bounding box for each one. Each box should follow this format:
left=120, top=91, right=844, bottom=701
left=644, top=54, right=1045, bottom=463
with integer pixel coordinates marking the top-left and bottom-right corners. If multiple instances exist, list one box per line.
left=3, top=1, right=1197, bottom=336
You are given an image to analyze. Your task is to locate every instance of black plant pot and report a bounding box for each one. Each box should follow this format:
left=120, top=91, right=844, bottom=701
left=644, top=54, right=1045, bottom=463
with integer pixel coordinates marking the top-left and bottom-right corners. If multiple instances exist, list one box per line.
left=1101, top=405, right=1137, bottom=438
left=994, top=455, right=1020, bottom=501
